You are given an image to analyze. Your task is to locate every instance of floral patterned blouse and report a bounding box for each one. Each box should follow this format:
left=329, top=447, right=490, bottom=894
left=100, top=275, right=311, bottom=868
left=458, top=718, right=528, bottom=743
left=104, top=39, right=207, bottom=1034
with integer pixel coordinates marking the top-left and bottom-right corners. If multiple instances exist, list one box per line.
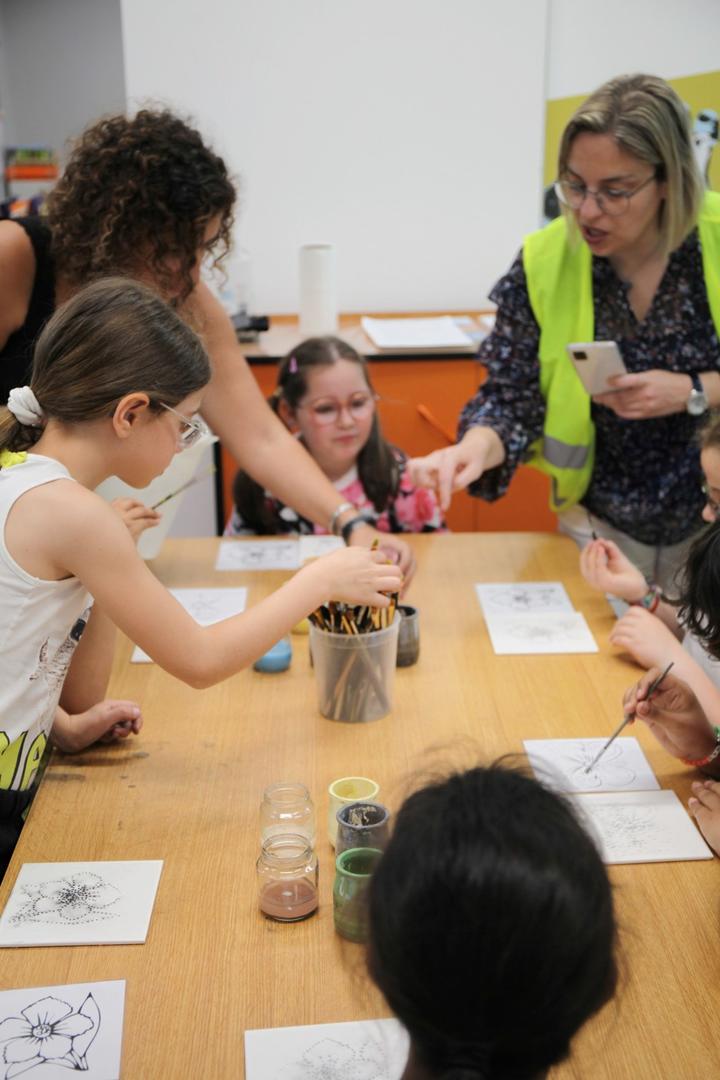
left=225, top=451, right=446, bottom=536
left=458, top=230, right=720, bottom=545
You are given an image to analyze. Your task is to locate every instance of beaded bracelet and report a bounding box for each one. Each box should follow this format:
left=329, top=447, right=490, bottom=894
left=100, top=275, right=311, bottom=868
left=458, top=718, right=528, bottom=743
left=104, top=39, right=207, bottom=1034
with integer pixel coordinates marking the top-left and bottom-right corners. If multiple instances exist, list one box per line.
left=328, top=501, right=355, bottom=537
left=630, top=584, right=662, bottom=614
left=681, top=726, right=720, bottom=769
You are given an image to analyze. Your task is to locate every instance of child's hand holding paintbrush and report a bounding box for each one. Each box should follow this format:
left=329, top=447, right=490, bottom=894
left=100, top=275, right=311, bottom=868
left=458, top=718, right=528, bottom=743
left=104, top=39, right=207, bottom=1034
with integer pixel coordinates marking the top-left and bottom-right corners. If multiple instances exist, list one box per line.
left=621, top=663, right=720, bottom=770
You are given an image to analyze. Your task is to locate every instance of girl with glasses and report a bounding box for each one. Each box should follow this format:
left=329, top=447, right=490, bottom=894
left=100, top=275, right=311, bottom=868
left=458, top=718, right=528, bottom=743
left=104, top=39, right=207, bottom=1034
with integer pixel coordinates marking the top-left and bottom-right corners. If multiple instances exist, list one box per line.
left=409, top=73, right=720, bottom=593
left=226, top=336, right=445, bottom=538
left=0, top=281, right=402, bottom=876
left=0, top=109, right=414, bottom=583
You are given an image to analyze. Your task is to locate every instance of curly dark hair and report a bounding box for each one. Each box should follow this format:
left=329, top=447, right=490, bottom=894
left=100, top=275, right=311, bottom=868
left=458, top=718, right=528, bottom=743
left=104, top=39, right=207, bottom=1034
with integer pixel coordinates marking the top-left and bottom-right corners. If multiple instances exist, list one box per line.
left=45, top=109, right=236, bottom=302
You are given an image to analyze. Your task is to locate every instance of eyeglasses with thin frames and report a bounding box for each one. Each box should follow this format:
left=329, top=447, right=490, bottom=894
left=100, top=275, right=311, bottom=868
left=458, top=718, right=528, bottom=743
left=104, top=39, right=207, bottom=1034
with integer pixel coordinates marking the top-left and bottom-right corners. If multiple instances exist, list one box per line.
left=297, top=393, right=378, bottom=427
left=554, top=172, right=657, bottom=218
left=159, top=402, right=210, bottom=449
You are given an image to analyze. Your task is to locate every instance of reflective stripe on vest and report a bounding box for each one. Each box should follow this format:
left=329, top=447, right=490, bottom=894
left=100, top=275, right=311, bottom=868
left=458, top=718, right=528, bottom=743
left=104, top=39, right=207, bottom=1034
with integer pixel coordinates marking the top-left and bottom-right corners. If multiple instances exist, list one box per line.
left=522, top=189, right=720, bottom=512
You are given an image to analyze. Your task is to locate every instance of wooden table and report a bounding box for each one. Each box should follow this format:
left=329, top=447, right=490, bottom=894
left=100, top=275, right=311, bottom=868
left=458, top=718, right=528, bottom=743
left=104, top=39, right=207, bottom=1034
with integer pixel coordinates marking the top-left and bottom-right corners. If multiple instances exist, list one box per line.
left=2, top=534, right=719, bottom=1078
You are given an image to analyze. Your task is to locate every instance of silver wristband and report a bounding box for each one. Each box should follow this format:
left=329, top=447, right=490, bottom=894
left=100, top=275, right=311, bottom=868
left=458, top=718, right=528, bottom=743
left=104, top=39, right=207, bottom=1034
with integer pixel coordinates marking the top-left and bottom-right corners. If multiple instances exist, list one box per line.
left=329, top=501, right=355, bottom=536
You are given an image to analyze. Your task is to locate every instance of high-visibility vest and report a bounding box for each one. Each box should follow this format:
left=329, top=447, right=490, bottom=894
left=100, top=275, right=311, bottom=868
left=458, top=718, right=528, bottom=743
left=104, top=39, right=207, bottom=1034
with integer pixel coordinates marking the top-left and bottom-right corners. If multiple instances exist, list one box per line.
left=522, top=190, right=720, bottom=511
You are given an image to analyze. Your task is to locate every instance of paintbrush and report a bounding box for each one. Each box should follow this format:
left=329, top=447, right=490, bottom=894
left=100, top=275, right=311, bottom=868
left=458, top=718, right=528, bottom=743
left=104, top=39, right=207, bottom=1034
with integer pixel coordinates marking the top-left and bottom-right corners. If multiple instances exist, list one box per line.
left=151, top=465, right=216, bottom=510
left=583, top=660, right=674, bottom=774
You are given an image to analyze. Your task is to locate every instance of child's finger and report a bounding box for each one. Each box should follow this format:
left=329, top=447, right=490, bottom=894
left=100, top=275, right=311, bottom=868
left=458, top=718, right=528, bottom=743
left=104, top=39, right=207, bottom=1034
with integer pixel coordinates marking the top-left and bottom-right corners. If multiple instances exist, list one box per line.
left=690, top=781, right=720, bottom=811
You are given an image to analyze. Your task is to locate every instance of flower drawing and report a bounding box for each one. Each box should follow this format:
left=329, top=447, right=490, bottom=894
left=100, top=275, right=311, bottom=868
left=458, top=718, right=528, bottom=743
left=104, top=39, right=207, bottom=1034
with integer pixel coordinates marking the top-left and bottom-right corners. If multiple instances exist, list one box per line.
left=11, top=872, right=121, bottom=926
left=276, top=1037, right=390, bottom=1080
left=0, top=993, right=100, bottom=1077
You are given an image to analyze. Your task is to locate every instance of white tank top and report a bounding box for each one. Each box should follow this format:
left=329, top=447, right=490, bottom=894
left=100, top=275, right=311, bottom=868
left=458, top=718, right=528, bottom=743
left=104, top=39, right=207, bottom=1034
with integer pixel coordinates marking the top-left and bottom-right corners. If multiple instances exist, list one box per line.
left=0, top=454, right=91, bottom=791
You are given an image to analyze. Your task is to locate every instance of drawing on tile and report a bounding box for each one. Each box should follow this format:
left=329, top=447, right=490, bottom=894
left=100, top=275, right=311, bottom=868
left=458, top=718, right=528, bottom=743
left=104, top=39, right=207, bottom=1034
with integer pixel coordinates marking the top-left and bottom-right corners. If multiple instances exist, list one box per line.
left=9, top=872, right=120, bottom=927
left=274, top=1036, right=393, bottom=1080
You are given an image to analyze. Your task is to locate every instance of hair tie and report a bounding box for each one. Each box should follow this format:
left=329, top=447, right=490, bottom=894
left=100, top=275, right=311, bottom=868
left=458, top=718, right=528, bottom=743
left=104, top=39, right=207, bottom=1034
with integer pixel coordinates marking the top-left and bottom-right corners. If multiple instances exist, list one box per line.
left=288, top=355, right=298, bottom=374
left=6, top=386, right=45, bottom=428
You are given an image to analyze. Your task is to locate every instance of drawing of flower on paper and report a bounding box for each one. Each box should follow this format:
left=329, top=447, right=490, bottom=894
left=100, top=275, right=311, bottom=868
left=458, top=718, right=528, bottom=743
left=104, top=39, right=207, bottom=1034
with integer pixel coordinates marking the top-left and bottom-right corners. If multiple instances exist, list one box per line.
left=276, top=1036, right=391, bottom=1080
left=10, top=872, right=121, bottom=926
left=0, top=993, right=100, bottom=1077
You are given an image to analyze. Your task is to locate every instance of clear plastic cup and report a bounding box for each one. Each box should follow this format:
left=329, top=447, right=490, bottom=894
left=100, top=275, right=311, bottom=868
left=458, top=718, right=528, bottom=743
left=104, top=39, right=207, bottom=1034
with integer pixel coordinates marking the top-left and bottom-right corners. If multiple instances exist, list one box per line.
left=309, top=616, right=399, bottom=723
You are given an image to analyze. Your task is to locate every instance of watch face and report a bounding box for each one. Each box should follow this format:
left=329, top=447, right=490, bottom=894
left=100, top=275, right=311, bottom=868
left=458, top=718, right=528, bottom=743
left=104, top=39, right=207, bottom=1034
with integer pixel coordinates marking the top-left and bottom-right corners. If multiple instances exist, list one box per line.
left=688, top=389, right=709, bottom=416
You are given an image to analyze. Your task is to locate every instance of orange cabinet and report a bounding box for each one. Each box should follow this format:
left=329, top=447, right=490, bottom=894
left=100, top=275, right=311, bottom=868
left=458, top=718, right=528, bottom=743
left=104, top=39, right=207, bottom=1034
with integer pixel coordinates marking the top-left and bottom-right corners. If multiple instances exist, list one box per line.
left=218, top=356, right=557, bottom=534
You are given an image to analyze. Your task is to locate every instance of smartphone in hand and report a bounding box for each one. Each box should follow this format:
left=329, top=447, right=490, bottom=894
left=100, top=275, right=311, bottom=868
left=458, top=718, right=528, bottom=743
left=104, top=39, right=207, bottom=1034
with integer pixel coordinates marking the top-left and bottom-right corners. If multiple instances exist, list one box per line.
left=566, top=341, right=627, bottom=395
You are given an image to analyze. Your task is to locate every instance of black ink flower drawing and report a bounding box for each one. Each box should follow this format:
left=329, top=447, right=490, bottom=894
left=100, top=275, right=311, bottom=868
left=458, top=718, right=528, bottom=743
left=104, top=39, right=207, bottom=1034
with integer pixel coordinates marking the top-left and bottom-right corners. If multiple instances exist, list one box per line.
left=0, top=993, right=100, bottom=1077
left=10, top=873, right=121, bottom=926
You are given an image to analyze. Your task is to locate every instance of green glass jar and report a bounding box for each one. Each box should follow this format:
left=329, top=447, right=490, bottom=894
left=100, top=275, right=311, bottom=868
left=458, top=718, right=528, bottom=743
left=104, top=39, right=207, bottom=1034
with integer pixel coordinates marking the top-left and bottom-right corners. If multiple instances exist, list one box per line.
left=333, top=846, right=383, bottom=943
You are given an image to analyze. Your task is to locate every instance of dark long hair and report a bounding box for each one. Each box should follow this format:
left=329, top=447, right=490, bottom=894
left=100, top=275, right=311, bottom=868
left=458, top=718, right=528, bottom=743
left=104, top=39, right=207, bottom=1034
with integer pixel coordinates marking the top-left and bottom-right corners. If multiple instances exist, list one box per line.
left=367, top=764, right=617, bottom=1080
left=46, top=109, right=235, bottom=303
left=232, top=336, right=400, bottom=533
left=0, top=278, right=211, bottom=456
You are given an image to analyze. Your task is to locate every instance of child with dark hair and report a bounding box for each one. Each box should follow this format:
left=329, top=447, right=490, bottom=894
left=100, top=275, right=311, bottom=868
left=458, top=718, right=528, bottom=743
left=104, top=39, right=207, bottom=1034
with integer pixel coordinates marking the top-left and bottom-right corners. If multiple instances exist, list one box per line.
left=367, top=765, right=617, bottom=1080
left=0, top=279, right=401, bottom=874
left=226, top=336, right=445, bottom=537
left=581, top=411, right=720, bottom=719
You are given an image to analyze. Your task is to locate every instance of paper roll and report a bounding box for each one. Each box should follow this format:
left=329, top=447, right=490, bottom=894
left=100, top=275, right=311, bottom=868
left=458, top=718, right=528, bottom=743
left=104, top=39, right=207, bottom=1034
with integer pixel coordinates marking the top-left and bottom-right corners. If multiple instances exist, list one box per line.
left=299, top=244, right=338, bottom=335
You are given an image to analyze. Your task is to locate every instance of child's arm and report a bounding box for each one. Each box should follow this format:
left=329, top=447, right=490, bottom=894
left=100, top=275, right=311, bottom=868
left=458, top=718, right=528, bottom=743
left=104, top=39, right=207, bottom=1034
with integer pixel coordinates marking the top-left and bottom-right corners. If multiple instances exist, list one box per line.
left=580, top=538, right=679, bottom=633
left=51, top=487, right=403, bottom=689
left=610, top=606, right=720, bottom=720
left=59, top=497, right=157, bottom=713
left=51, top=700, right=142, bottom=753
left=58, top=604, right=116, bottom=714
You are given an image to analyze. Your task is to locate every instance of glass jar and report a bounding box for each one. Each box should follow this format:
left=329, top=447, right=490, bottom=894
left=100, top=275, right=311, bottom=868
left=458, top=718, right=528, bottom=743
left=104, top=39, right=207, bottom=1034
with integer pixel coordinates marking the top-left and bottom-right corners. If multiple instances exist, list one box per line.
left=260, top=781, right=316, bottom=846
left=257, top=834, right=319, bottom=922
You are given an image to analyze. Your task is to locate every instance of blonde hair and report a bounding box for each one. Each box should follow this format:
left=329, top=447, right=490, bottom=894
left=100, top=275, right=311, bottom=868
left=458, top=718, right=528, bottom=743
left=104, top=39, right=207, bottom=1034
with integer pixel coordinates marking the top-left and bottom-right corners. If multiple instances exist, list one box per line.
left=558, top=73, right=703, bottom=256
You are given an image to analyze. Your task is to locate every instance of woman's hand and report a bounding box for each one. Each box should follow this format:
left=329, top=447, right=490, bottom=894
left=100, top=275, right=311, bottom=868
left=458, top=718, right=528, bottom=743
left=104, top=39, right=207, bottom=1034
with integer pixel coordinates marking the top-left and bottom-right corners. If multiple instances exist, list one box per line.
left=593, top=370, right=693, bottom=419
left=110, top=498, right=161, bottom=542
left=622, top=668, right=718, bottom=763
left=580, top=538, right=647, bottom=601
left=689, top=780, right=720, bottom=855
left=348, top=522, right=416, bottom=592
left=308, top=545, right=403, bottom=608
left=609, top=607, right=684, bottom=669
left=408, top=427, right=505, bottom=510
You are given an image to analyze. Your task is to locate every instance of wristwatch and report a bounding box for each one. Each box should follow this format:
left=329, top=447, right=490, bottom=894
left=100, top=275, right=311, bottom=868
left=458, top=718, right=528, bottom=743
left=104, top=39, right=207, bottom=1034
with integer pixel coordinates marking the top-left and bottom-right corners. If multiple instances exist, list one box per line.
left=686, top=373, right=709, bottom=416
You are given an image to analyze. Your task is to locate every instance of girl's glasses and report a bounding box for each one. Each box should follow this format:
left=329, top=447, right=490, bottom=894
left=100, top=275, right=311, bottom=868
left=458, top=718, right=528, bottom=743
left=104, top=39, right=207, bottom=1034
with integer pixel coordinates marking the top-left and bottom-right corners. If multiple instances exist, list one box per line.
left=702, top=482, right=720, bottom=517
left=554, top=172, right=656, bottom=218
left=159, top=402, right=210, bottom=449
left=298, top=393, right=378, bottom=427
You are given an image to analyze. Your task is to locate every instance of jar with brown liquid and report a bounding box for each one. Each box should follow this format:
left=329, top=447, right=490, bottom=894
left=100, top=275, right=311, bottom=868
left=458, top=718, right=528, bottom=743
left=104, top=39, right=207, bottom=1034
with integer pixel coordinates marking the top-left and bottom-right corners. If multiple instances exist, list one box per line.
left=257, top=834, right=318, bottom=922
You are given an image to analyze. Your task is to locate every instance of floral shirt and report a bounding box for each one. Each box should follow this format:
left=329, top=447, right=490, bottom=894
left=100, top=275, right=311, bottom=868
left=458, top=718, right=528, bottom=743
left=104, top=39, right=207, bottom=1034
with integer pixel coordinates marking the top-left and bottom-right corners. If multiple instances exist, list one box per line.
left=458, top=230, right=720, bottom=545
left=225, top=452, right=446, bottom=536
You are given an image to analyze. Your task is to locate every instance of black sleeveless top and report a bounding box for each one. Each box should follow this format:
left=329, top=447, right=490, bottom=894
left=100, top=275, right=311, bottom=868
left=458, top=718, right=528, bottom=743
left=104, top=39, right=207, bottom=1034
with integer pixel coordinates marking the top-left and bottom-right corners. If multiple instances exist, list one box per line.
left=0, top=217, right=56, bottom=406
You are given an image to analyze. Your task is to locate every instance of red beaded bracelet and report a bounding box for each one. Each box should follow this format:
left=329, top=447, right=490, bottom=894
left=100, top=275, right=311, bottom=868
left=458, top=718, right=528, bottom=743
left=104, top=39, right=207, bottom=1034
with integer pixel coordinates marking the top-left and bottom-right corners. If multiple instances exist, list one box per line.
left=681, top=726, right=720, bottom=768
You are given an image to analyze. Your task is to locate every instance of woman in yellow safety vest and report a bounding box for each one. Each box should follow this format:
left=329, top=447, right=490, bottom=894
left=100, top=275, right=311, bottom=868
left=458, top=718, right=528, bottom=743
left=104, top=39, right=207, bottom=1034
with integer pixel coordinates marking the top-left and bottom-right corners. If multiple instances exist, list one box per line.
left=410, top=73, right=720, bottom=592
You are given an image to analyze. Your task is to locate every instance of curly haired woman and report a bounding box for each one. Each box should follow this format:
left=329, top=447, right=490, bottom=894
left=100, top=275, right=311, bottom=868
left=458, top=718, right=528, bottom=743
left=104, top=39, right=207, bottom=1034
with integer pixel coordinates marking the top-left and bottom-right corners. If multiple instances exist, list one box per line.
left=0, top=109, right=413, bottom=577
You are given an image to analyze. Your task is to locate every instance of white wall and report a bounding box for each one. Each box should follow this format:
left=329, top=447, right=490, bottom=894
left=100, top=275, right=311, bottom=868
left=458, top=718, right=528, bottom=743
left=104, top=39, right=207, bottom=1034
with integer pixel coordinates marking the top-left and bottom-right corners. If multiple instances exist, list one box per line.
left=547, top=0, right=720, bottom=99
left=120, top=0, right=549, bottom=314
left=0, top=0, right=125, bottom=160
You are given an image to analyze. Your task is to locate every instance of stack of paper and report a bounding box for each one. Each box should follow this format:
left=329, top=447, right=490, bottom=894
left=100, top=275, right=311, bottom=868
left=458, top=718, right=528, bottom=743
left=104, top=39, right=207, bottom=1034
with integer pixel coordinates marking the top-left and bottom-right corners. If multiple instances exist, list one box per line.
left=474, top=582, right=597, bottom=655
left=361, top=315, right=476, bottom=354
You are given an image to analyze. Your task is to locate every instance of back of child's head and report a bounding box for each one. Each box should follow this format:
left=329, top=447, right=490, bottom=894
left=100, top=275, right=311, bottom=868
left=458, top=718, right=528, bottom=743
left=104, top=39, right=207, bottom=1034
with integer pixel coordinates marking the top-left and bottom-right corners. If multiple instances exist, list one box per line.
left=367, top=764, right=617, bottom=1080
left=0, top=277, right=211, bottom=454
